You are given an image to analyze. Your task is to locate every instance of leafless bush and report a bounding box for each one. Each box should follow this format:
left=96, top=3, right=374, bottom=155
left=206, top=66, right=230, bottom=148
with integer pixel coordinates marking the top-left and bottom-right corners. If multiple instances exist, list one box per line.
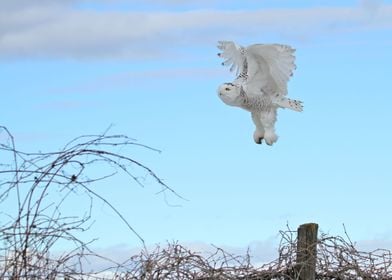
left=316, top=230, right=392, bottom=279
left=114, top=242, right=255, bottom=279
left=109, top=228, right=392, bottom=280
left=0, top=126, right=181, bottom=279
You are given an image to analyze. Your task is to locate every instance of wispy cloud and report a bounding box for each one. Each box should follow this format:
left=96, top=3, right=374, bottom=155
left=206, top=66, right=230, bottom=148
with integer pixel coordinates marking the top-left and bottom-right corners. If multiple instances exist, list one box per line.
left=0, top=130, right=61, bottom=145
left=83, top=238, right=279, bottom=272
left=357, top=235, right=392, bottom=252
left=36, top=100, right=84, bottom=110
left=77, top=233, right=392, bottom=273
left=0, top=1, right=391, bottom=60
left=49, top=67, right=222, bottom=95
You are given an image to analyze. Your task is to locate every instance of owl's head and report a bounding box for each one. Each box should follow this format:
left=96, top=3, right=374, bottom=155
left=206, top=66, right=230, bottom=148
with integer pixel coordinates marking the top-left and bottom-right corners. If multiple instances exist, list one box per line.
left=217, top=83, right=243, bottom=107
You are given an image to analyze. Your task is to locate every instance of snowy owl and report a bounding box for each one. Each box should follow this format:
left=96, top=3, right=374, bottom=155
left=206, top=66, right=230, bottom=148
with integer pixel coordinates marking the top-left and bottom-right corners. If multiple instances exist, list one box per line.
left=217, top=41, right=303, bottom=145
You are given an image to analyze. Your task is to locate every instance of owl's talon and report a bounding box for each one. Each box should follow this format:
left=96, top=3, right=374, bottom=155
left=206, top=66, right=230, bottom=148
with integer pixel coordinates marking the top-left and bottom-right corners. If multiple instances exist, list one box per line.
left=255, top=137, right=263, bottom=144
left=264, top=131, right=278, bottom=146
left=253, top=131, right=264, bottom=144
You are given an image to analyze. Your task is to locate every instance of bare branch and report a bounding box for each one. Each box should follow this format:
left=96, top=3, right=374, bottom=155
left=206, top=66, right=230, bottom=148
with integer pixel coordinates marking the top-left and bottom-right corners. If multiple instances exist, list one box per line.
left=0, top=126, right=182, bottom=279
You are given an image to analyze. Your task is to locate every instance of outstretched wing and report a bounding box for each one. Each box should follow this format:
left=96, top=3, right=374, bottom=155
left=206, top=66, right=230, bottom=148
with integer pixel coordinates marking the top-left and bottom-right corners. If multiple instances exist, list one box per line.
left=245, top=44, right=296, bottom=97
left=217, top=41, right=246, bottom=76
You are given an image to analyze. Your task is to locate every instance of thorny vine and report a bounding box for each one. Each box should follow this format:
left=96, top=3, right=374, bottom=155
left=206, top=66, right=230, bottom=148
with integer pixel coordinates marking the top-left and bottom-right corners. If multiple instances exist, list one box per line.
left=0, top=126, right=182, bottom=279
left=112, top=229, right=392, bottom=279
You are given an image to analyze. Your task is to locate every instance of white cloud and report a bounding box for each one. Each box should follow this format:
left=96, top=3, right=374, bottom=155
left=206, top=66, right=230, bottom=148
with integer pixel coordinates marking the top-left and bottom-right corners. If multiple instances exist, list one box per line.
left=182, top=238, right=279, bottom=264
left=82, top=238, right=279, bottom=273
left=74, top=234, right=392, bottom=273
left=357, top=236, right=392, bottom=252
left=49, top=67, right=222, bottom=95
left=0, top=2, right=391, bottom=60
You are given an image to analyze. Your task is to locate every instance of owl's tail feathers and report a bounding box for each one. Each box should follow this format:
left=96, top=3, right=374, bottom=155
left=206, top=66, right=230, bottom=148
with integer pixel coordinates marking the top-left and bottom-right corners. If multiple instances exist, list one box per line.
left=275, top=98, right=303, bottom=112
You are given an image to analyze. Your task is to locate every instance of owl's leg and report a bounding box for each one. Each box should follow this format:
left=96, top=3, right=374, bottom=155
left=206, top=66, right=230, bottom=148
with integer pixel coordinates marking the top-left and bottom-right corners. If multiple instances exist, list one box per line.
left=259, top=109, right=278, bottom=145
left=251, top=112, right=265, bottom=144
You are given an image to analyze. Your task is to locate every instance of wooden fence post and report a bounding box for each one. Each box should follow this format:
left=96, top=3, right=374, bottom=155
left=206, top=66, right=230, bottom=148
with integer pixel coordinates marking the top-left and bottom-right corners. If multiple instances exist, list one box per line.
left=296, top=223, right=318, bottom=280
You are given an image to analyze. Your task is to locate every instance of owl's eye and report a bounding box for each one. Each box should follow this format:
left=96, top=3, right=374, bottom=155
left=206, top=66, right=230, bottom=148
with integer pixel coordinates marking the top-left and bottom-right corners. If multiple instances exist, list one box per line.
left=225, top=87, right=231, bottom=91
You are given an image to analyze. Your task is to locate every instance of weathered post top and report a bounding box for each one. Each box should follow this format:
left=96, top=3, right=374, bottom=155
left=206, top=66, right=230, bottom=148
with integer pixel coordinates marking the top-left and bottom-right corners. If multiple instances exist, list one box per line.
left=297, top=223, right=319, bottom=280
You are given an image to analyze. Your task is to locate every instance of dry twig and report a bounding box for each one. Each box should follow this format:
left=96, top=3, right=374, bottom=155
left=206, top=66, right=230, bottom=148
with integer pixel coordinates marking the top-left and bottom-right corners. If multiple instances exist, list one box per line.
left=0, top=126, right=180, bottom=279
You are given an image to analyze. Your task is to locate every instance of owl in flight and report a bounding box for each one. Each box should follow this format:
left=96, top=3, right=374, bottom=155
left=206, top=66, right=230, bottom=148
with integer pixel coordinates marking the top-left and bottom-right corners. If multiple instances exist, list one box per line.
left=217, top=41, right=303, bottom=145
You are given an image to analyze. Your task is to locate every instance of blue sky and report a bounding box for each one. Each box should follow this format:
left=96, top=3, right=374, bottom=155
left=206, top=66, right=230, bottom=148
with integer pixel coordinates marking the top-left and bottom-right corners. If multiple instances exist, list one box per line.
left=1, top=0, right=392, bottom=263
